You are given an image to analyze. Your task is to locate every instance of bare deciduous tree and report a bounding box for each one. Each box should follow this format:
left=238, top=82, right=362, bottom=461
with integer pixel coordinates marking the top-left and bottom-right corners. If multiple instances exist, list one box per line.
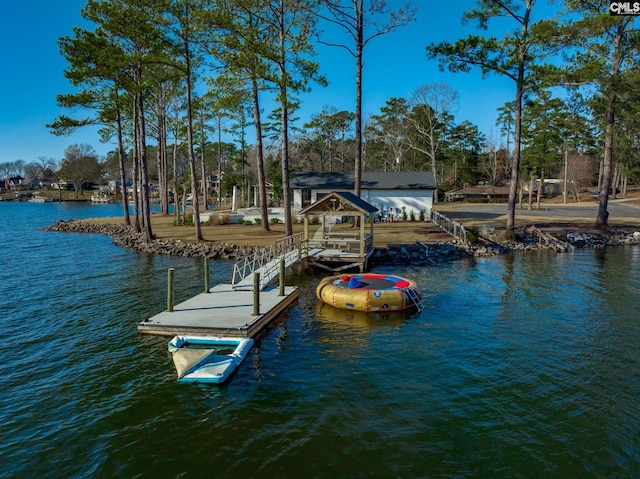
left=406, top=82, right=459, bottom=187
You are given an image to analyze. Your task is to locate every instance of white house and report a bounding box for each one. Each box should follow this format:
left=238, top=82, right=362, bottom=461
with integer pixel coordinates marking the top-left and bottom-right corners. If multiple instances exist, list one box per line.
left=291, top=171, right=437, bottom=220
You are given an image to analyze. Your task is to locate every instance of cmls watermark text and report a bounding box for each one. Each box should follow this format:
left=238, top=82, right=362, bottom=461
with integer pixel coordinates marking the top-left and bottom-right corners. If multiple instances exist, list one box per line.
left=610, top=1, right=640, bottom=14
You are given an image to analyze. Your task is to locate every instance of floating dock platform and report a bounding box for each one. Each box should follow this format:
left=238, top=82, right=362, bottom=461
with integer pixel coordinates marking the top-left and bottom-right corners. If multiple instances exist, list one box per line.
left=138, top=284, right=299, bottom=338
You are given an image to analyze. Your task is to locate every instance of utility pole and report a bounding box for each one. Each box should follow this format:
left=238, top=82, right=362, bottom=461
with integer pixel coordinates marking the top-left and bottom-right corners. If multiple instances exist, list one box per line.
left=563, top=150, right=568, bottom=205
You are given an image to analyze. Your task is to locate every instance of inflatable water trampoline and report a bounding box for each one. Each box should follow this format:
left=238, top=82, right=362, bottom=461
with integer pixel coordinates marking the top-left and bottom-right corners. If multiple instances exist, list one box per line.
left=316, top=273, right=422, bottom=313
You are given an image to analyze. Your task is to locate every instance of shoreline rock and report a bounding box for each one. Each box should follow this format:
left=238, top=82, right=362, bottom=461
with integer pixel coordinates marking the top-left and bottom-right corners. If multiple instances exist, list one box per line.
left=44, top=219, right=640, bottom=266
left=44, top=220, right=254, bottom=260
left=369, top=224, right=640, bottom=267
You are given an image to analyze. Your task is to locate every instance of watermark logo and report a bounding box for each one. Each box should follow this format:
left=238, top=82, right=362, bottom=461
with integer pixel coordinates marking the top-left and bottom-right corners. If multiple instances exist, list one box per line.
left=610, top=1, right=640, bottom=15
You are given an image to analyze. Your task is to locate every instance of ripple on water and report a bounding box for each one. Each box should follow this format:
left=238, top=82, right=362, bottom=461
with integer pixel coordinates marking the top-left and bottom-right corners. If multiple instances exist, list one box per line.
left=2, top=204, right=640, bottom=478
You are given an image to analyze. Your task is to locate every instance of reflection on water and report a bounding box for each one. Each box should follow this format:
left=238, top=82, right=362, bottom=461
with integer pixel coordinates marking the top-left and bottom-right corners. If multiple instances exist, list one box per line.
left=315, top=301, right=412, bottom=329
left=1, top=202, right=639, bottom=478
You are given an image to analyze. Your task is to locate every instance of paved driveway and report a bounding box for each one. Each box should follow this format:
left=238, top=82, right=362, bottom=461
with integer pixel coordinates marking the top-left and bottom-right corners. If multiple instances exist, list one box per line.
left=435, top=199, right=640, bottom=224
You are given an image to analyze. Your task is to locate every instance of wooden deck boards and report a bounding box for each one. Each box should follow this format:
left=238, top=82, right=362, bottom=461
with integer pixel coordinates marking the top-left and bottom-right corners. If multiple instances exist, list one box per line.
left=138, top=284, right=299, bottom=338
left=306, top=247, right=374, bottom=272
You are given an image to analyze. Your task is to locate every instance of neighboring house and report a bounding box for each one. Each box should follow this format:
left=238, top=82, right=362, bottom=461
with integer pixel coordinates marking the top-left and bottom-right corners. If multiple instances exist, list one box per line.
left=444, top=184, right=511, bottom=202
left=291, top=171, right=437, bottom=220
left=21, top=177, right=49, bottom=190
left=521, top=179, right=565, bottom=196
left=7, top=176, right=24, bottom=190
left=208, top=174, right=220, bottom=191
left=250, top=181, right=275, bottom=206
left=445, top=180, right=566, bottom=203
left=108, top=179, right=133, bottom=194
left=52, top=180, right=74, bottom=191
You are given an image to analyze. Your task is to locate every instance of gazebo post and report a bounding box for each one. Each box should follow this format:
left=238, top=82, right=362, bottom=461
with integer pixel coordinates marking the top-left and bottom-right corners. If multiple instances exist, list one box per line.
left=359, top=212, right=365, bottom=257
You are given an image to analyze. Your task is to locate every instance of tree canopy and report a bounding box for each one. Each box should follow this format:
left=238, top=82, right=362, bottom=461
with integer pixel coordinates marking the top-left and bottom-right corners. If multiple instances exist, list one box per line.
left=45, top=0, right=640, bottom=238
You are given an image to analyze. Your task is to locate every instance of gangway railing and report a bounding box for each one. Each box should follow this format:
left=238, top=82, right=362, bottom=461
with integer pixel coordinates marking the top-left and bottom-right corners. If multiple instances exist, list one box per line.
left=431, top=210, right=468, bottom=243
left=231, top=232, right=304, bottom=289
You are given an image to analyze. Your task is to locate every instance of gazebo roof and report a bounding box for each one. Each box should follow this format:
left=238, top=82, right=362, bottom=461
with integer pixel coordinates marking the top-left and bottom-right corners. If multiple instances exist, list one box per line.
left=298, top=191, right=378, bottom=215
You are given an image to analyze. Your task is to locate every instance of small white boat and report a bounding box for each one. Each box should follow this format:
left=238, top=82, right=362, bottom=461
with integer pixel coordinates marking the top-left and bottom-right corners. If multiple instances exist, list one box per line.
left=91, top=193, right=115, bottom=203
left=167, top=335, right=254, bottom=384
left=28, top=195, right=52, bottom=203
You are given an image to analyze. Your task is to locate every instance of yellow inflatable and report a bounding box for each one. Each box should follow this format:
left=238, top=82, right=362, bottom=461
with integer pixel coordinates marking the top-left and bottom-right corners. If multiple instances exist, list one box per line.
left=316, top=302, right=410, bottom=329
left=316, top=273, right=422, bottom=313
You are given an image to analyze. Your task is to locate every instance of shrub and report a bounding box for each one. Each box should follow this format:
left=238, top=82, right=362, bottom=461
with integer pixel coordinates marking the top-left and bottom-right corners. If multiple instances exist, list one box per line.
left=402, top=207, right=407, bottom=221
left=208, top=213, right=231, bottom=225
left=419, top=209, right=426, bottom=221
left=270, top=217, right=281, bottom=224
left=503, top=229, right=517, bottom=241
left=465, top=227, right=480, bottom=243
left=409, top=210, right=415, bottom=221
left=254, top=218, right=262, bottom=225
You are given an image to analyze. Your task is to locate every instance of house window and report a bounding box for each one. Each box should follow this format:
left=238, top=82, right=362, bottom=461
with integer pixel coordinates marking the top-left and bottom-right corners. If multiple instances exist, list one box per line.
left=302, top=188, right=311, bottom=208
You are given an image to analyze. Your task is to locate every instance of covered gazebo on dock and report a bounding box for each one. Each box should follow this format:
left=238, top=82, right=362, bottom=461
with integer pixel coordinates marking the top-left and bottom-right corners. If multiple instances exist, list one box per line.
left=299, top=191, right=378, bottom=272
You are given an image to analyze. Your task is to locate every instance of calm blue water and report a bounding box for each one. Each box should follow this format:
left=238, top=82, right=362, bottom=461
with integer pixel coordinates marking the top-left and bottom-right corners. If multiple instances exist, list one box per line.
left=1, top=201, right=639, bottom=478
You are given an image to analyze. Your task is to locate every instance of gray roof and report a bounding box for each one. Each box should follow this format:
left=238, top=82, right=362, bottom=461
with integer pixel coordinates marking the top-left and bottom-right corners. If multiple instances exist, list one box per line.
left=291, top=171, right=437, bottom=190
left=298, top=191, right=378, bottom=215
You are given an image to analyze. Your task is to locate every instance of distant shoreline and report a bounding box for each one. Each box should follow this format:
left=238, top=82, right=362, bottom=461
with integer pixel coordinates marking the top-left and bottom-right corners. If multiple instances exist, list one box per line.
left=1, top=197, right=89, bottom=202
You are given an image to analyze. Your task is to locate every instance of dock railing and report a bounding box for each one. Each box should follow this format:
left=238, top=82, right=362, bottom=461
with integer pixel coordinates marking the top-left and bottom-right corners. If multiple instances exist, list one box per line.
left=231, top=232, right=304, bottom=288
left=431, top=210, right=468, bottom=243
left=310, top=232, right=373, bottom=254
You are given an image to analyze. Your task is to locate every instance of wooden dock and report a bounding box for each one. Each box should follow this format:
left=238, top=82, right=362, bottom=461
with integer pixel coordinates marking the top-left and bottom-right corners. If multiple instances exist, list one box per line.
left=137, top=216, right=376, bottom=339
left=138, top=284, right=299, bottom=338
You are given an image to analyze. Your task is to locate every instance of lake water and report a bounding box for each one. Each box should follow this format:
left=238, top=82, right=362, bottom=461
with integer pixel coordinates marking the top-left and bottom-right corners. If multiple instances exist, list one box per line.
left=1, top=202, right=639, bottom=478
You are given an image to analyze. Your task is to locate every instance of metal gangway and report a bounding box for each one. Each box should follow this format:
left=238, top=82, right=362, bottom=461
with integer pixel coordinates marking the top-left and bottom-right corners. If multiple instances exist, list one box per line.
left=232, top=233, right=305, bottom=291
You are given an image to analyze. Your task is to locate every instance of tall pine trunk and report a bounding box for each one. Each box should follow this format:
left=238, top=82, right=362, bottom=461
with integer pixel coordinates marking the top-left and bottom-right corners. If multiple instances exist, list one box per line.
left=185, top=80, right=202, bottom=240
left=132, top=96, right=141, bottom=233
left=252, top=78, right=270, bottom=232
left=136, top=90, right=154, bottom=242
left=114, top=93, right=130, bottom=226
left=354, top=4, right=363, bottom=200
left=596, top=101, right=615, bottom=228
left=506, top=64, right=525, bottom=230
left=278, top=1, right=293, bottom=236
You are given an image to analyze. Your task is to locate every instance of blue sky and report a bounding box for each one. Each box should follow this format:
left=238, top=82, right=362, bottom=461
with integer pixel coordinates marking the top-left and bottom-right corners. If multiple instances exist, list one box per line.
left=0, top=1, right=555, bottom=165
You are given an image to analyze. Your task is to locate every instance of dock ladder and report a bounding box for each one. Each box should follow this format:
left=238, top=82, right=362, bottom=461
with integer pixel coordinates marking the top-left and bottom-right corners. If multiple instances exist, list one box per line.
left=406, top=287, right=424, bottom=312
left=416, top=240, right=437, bottom=265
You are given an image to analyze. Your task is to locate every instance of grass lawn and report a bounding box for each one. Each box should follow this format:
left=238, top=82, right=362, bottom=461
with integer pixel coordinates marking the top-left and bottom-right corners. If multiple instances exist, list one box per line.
left=18, top=185, right=640, bottom=247
left=82, top=212, right=456, bottom=247
left=80, top=185, right=640, bottom=248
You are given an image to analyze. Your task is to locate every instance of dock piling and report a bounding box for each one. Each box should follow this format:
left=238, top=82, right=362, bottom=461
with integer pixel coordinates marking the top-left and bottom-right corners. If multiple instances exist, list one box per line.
left=279, top=259, right=285, bottom=296
left=204, top=257, right=210, bottom=293
left=167, top=268, right=175, bottom=312
left=253, top=272, right=260, bottom=315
